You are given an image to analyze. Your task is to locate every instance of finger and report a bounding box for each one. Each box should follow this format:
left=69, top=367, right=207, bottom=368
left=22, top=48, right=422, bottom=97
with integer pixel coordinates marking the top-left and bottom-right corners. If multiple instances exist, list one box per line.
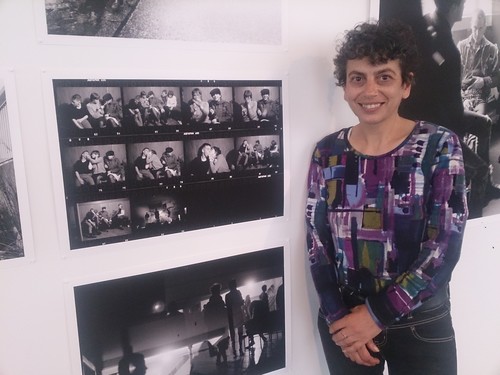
left=356, top=345, right=380, bottom=366
left=366, top=340, right=380, bottom=353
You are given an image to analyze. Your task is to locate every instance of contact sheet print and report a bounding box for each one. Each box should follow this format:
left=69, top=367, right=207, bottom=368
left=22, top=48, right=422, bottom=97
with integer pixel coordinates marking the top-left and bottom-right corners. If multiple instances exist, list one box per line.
left=51, top=78, right=284, bottom=250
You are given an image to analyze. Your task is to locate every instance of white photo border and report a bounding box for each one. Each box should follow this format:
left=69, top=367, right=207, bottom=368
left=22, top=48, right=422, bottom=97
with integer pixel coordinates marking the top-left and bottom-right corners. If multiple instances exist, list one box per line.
left=42, top=68, right=290, bottom=257
left=0, top=68, right=35, bottom=267
left=33, top=0, right=288, bottom=53
left=63, top=241, right=292, bottom=375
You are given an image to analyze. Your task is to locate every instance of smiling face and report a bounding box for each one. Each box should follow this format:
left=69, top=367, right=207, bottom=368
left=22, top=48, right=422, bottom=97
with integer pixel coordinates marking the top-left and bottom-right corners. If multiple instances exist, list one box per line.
left=343, top=58, right=411, bottom=128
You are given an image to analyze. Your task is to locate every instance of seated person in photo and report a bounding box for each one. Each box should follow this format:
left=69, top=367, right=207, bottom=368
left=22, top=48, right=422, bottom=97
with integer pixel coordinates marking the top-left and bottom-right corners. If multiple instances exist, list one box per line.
left=145, top=148, right=164, bottom=178
left=126, top=95, right=144, bottom=127
left=68, top=94, right=92, bottom=129
left=86, top=92, right=105, bottom=128
left=209, top=146, right=230, bottom=173
left=81, top=208, right=100, bottom=238
left=145, top=91, right=162, bottom=126
left=458, top=9, right=499, bottom=115
left=104, top=150, right=125, bottom=183
left=252, top=140, right=264, bottom=166
left=265, top=139, right=280, bottom=167
left=241, top=89, right=259, bottom=123
left=257, top=88, right=281, bottom=123
left=134, top=148, right=155, bottom=180
left=187, top=88, right=210, bottom=124
left=208, top=88, right=233, bottom=124
left=89, top=150, right=107, bottom=184
left=160, top=147, right=182, bottom=177
left=111, top=203, right=130, bottom=229
left=74, top=150, right=94, bottom=187
left=102, top=93, right=123, bottom=128
left=236, top=140, right=251, bottom=169
left=160, top=89, right=181, bottom=125
left=98, top=206, right=111, bottom=231
left=189, top=143, right=212, bottom=176
left=245, top=299, right=269, bottom=348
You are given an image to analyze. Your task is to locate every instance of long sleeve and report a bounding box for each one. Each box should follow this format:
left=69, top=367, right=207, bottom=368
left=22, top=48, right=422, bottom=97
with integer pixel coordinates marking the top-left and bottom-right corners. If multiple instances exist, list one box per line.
left=306, top=146, right=349, bottom=325
left=367, top=130, right=468, bottom=327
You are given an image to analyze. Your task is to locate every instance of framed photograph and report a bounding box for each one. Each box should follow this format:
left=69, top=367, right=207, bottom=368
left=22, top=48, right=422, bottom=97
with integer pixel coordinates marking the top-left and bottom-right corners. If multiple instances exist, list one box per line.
left=44, top=75, right=285, bottom=251
left=66, top=245, right=288, bottom=375
left=372, top=0, right=500, bottom=219
left=35, top=0, right=285, bottom=50
left=0, top=69, right=34, bottom=265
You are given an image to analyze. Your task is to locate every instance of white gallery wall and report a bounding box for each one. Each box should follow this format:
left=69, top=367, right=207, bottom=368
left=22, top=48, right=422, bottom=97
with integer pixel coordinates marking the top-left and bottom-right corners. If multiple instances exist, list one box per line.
left=0, top=1, right=499, bottom=374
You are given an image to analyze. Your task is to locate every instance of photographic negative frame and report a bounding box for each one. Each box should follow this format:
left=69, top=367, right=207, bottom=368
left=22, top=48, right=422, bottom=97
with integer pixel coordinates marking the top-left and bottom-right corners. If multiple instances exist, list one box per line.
left=34, top=0, right=286, bottom=51
left=64, top=244, right=290, bottom=375
left=44, top=73, right=286, bottom=252
left=0, top=68, right=35, bottom=265
left=371, top=0, right=500, bottom=219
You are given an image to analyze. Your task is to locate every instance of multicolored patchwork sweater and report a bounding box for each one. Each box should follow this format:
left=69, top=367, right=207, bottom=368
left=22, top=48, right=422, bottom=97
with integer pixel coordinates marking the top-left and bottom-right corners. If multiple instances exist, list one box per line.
left=306, top=121, right=468, bottom=327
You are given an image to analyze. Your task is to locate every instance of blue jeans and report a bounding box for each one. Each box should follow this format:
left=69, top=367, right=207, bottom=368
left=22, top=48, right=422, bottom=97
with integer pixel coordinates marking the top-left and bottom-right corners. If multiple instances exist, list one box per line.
left=318, top=303, right=457, bottom=375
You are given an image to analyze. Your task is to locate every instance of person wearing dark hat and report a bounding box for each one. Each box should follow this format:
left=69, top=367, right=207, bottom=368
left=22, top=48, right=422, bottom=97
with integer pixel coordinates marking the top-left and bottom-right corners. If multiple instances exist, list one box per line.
left=208, top=87, right=233, bottom=124
left=104, top=150, right=125, bottom=183
left=102, top=93, right=123, bottom=128
left=257, top=88, right=280, bottom=123
left=160, top=146, right=182, bottom=177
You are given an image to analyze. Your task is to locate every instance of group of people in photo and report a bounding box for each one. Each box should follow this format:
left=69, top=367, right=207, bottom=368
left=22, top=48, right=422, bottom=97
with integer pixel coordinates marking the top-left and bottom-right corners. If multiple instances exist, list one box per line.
left=62, top=92, right=123, bottom=130
left=190, top=279, right=284, bottom=367
left=80, top=203, right=130, bottom=239
left=57, top=84, right=282, bottom=132
left=74, top=149, right=125, bottom=187
left=133, top=147, right=183, bottom=181
left=189, top=138, right=280, bottom=177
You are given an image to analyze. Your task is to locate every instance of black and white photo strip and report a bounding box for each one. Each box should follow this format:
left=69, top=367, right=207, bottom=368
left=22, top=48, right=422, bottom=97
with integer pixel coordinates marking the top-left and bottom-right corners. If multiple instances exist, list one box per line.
left=53, top=80, right=282, bottom=138
left=74, top=246, right=286, bottom=375
left=52, top=80, right=284, bottom=250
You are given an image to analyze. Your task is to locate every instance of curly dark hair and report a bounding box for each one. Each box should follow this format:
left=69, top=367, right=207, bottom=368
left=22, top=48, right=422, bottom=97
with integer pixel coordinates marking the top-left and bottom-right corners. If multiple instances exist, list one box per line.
left=333, top=20, right=419, bottom=87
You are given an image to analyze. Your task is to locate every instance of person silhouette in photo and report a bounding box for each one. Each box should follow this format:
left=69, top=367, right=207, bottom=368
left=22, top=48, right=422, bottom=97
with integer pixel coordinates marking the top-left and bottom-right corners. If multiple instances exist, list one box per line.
left=246, top=297, right=269, bottom=348
left=68, top=94, right=92, bottom=129
left=257, top=88, right=280, bottom=123
left=203, top=283, right=229, bottom=366
left=187, top=88, right=210, bottom=124
left=209, top=146, right=230, bottom=174
left=118, top=344, right=147, bottom=375
left=74, top=150, right=95, bottom=187
left=102, top=93, right=123, bottom=128
left=104, top=150, right=125, bottom=183
left=86, top=92, right=105, bottom=128
left=224, top=279, right=245, bottom=357
left=241, top=89, right=259, bottom=123
left=189, top=143, right=212, bottom=176
left=208, top=88, right=233, bottom=124
left=458, top=9, right=499, bottom=116
left=160, top=147, right=182, bottom=177
left=134, top=148, right=155, bottom=181
left=252, top=140, right=264, bottom=167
